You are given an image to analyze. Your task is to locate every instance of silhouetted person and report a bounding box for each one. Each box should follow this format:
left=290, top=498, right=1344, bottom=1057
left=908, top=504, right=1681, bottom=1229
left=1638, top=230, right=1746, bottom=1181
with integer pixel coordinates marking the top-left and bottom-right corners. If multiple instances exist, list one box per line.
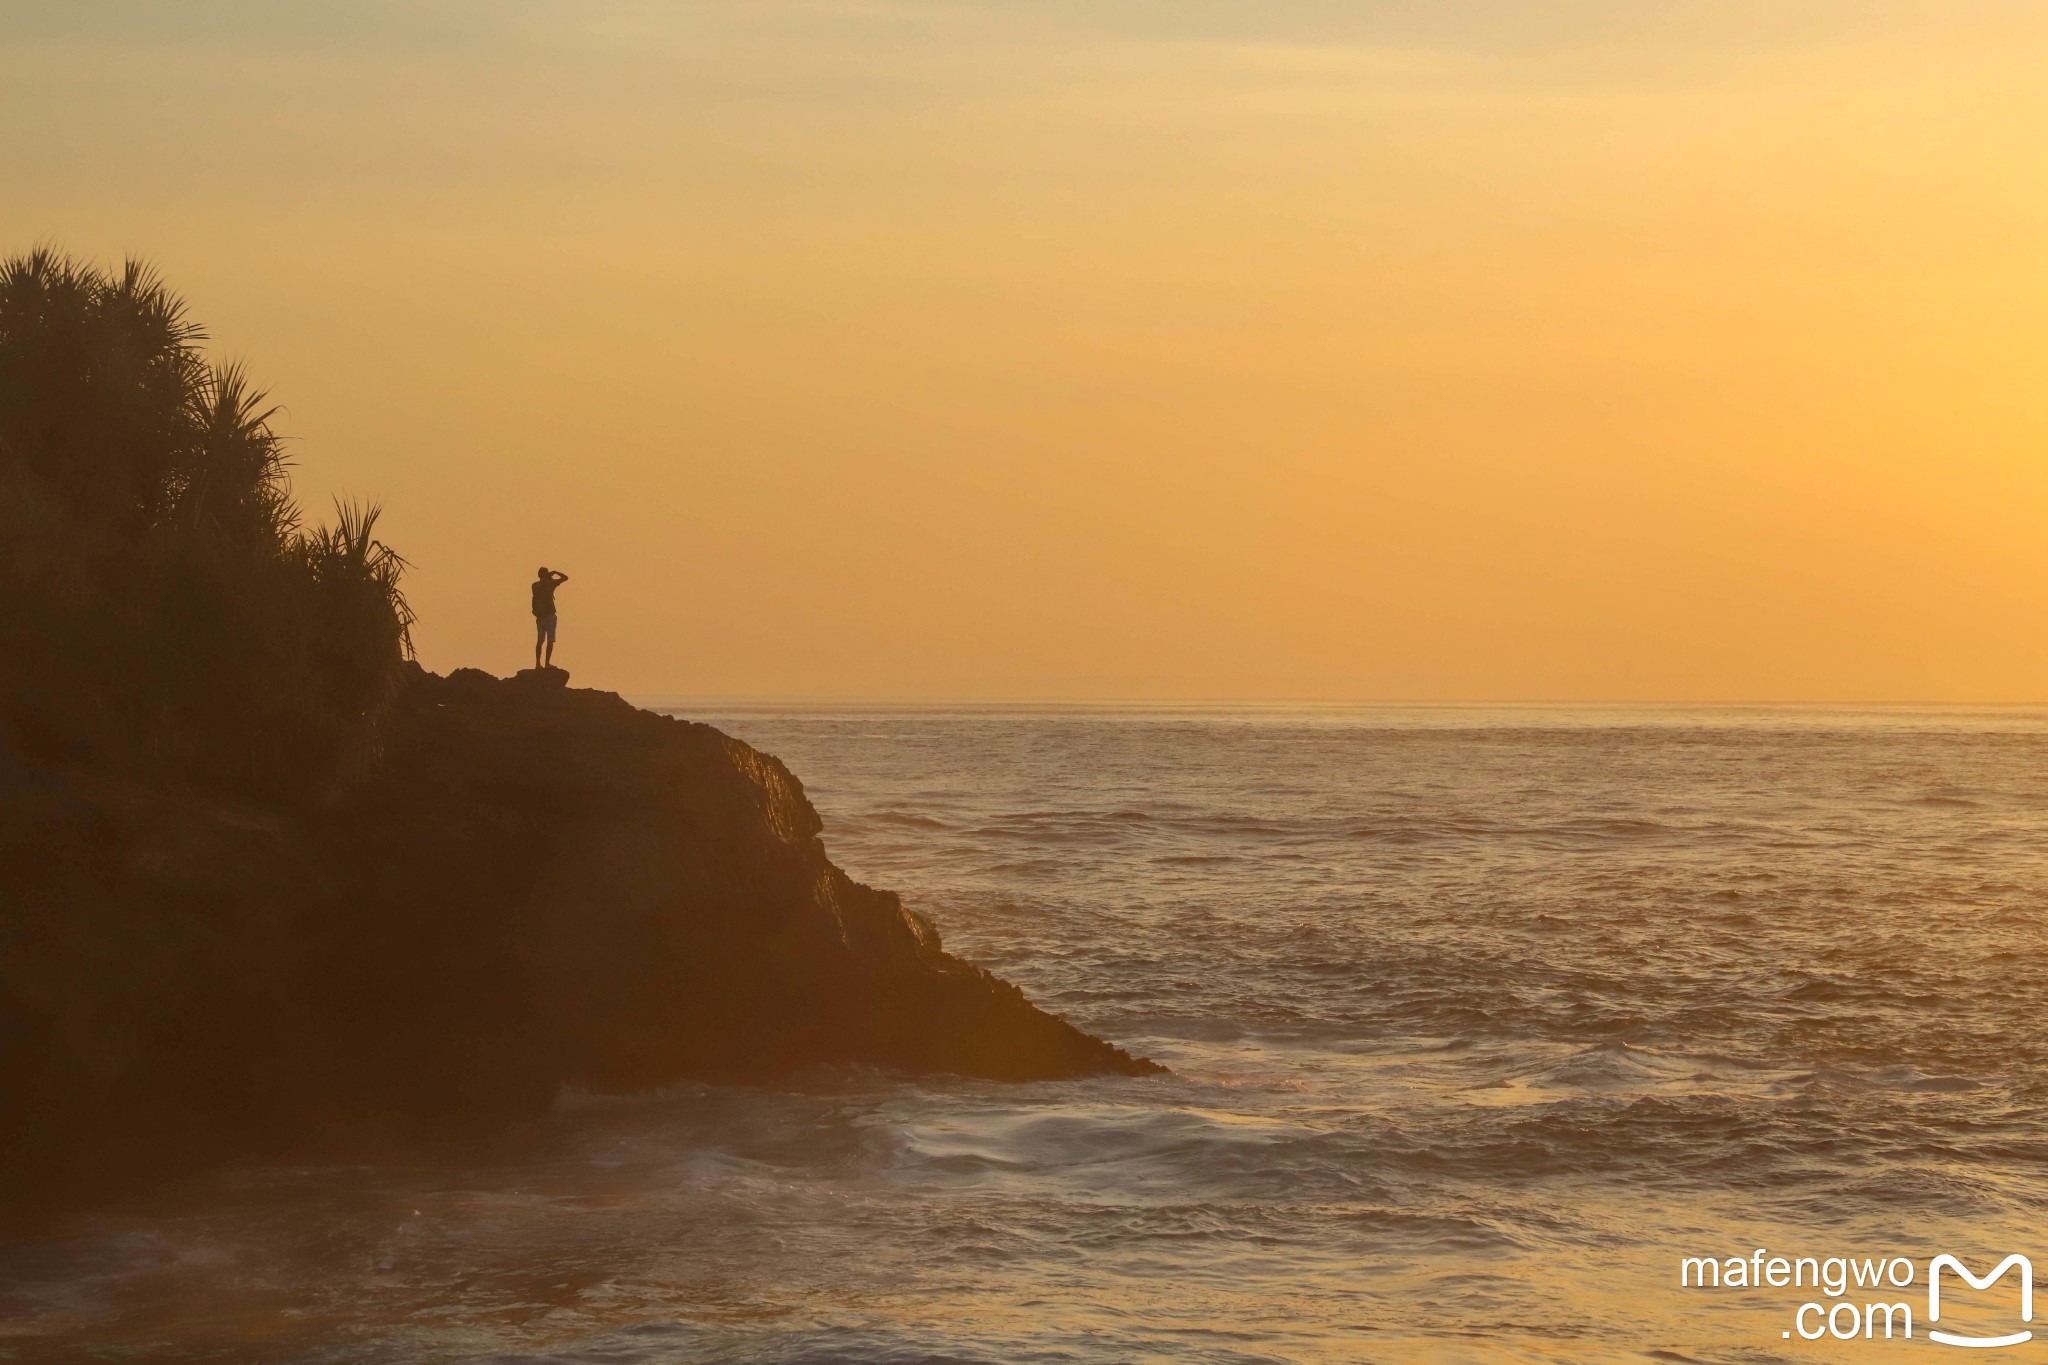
left=532, top=567, right=568, bottom=669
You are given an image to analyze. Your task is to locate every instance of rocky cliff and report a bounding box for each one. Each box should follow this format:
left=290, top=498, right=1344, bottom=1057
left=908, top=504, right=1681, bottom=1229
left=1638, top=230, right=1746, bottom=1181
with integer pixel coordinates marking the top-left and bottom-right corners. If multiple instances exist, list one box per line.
left=0, top=665, right=1159, bottom=1212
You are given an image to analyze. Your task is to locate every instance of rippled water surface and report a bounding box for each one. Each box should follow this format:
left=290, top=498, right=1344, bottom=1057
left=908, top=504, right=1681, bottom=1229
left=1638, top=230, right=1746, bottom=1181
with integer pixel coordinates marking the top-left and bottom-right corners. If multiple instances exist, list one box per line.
left=8, top=704, right=2048, bottom=1362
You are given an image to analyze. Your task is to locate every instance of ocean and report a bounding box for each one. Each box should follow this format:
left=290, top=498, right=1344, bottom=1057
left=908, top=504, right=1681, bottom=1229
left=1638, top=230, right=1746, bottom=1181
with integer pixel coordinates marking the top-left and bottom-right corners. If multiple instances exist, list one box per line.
left=7, top=704, right=2048, bottom=1362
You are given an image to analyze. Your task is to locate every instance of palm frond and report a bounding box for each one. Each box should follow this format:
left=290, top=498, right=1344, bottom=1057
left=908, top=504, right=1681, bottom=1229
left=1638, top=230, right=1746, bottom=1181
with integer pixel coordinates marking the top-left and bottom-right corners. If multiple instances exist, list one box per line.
left=300, top=499, right=416, bottom=658
left=3, top=247, right=420, bottom=798
left=166, top=359, right=297, bottom=545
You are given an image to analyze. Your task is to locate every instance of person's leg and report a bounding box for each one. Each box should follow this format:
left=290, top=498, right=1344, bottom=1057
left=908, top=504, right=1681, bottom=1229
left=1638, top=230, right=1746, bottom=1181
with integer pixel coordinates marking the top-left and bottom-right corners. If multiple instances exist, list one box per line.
left=543, top=615, right=557, bottom=668
left=535, top=617, right=544, bottom=669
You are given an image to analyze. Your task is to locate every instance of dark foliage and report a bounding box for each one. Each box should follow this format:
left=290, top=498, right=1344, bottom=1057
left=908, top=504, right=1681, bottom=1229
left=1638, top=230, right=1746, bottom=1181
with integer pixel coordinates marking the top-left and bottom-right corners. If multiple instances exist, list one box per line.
left=0, top=250, right=1155, bottom=1220
left=0, top=249, right=413, bottom=802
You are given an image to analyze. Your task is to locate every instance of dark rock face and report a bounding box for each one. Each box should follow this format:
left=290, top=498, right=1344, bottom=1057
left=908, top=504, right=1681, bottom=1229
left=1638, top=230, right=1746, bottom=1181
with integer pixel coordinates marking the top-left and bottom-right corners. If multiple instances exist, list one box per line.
left=0, top=667, right=1159, bottom=1211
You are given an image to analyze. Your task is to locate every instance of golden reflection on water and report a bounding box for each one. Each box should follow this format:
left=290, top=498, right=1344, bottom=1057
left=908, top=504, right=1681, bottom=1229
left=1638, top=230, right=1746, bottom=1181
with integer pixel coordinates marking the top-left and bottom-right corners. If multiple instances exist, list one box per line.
left=11, top=707, right=2048, bottom=1363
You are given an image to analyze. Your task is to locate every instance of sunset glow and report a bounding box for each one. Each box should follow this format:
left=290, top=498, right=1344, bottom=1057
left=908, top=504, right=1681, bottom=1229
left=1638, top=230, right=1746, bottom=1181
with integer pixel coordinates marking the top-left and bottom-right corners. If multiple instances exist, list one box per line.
left=9, top=0, right=2047, bottom=699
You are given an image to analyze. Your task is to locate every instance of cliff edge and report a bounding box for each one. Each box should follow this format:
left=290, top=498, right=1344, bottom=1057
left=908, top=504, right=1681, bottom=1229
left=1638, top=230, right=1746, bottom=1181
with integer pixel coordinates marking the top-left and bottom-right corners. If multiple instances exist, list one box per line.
left=0, top=665, right=1160, bottom=1210
left=0, top=253, right=1157, bottom=1216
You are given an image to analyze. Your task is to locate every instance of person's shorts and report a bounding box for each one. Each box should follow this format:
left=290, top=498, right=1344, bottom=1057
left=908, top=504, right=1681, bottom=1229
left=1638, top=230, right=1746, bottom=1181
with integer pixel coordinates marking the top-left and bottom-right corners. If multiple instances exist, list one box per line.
left=535, top=613, right=557, bottom=644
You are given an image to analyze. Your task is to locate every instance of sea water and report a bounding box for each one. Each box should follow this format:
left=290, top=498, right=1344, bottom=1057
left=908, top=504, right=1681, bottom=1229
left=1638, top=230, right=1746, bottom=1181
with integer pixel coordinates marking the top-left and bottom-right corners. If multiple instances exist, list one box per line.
left=7, top=704, right=2048, bottom=1363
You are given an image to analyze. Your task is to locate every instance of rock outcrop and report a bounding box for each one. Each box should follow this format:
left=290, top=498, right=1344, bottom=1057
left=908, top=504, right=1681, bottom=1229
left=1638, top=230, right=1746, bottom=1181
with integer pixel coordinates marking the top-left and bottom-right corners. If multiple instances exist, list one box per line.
left=0, top=666, right=1159, bottom=1212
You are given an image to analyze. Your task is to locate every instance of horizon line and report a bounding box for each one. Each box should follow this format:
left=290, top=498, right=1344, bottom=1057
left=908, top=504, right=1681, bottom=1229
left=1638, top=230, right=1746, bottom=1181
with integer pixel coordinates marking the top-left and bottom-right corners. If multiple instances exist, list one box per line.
left=621, top=694, right=2048, bottom=712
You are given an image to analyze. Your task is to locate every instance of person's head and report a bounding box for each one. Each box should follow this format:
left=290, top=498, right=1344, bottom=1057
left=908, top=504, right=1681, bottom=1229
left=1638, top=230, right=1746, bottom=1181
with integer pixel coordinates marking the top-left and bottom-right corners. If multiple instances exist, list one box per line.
left=536, top=566, right=548, bottom=579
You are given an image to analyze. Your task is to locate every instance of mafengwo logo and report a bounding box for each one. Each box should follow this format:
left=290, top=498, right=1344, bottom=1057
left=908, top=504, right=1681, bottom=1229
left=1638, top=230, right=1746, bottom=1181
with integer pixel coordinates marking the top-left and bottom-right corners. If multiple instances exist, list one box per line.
left=1679, top=1249, right=2034, bottom=1346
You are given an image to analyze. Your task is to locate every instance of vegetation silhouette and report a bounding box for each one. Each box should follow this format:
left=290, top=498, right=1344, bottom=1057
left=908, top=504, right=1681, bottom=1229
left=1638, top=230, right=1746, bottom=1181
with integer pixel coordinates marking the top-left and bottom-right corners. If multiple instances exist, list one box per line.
left=0, top=248, right=413, bottom=803
left=0, top=250, right=1156, bottom=1220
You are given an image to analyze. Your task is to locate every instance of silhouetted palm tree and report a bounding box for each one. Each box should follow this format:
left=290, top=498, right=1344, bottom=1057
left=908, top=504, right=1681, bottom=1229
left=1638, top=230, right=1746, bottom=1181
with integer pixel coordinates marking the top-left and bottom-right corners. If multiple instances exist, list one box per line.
left=168, top=360, right=297, bottom=550
left=0, top=248, right=416, bottom=799
left=0, top=249, right=202, bottom=533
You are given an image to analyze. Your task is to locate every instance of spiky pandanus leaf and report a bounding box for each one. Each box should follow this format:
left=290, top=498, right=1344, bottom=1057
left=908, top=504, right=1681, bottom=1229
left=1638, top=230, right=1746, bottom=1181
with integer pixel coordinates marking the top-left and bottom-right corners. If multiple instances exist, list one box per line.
left=166, top=360, right=296, bottom=548
left=0, top=250, right=204, bottom=532
left=299, top=499, right=417, bottom=660
left=1, top=249, right=419, bottom=800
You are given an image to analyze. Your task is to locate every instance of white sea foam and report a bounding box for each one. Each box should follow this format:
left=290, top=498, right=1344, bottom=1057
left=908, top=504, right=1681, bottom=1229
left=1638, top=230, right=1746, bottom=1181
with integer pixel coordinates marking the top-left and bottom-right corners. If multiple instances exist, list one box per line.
left=7, top=704, right=2048, bottom=1362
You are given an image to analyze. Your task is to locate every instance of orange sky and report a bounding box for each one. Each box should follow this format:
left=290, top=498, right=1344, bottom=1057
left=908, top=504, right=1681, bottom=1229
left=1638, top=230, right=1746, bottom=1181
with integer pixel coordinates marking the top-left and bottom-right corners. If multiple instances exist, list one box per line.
left=6, top=1, right=2048, bottom=700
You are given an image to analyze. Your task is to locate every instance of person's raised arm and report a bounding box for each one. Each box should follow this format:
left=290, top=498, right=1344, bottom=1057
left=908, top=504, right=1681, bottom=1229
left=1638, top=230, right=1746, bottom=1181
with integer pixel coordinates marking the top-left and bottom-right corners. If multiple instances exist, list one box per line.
left=551, top=570, right=569, bottom=584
